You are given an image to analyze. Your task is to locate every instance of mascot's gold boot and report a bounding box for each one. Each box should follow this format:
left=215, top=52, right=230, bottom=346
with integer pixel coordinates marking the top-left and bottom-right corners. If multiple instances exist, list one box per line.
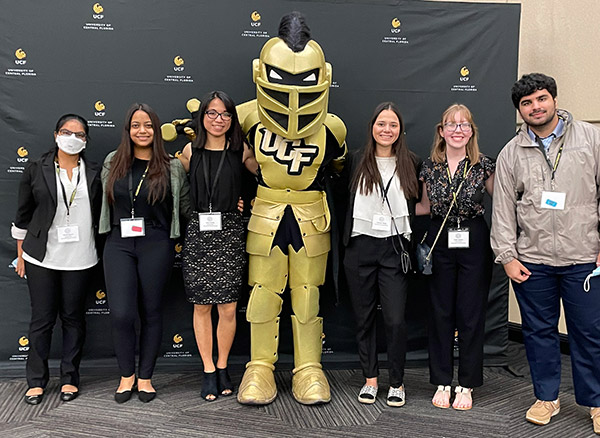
left=291, top=316, right=330, bottom=404
left=237, top=318, right=280, bottom=405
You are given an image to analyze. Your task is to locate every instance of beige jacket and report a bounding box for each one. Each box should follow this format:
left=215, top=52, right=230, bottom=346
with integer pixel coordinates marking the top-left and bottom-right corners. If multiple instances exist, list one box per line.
left=491, top=110, right=600, bottom=266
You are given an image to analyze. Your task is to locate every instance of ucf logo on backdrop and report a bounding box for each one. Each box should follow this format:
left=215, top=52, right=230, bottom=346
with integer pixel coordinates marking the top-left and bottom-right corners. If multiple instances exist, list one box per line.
left=236, top=12, right=346, bottom=405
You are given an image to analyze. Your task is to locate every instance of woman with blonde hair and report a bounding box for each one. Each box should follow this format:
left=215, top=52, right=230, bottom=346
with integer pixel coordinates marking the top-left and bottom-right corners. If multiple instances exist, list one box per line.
left=417, top=103, right=495, bottom=410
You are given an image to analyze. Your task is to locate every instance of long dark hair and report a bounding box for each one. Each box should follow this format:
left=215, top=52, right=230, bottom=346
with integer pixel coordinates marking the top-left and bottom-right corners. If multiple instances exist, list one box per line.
left=192, top=91, right=244, bottom=151
left=106, top=103, right=170, bottom=204
left=351, top=102, right=418, bottom=198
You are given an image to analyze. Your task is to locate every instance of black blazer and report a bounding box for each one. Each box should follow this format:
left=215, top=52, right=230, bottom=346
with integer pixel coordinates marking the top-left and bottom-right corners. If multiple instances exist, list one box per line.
left=342, top=149, right=421, bottom=248
left=14, top=148, right=103, bottom=262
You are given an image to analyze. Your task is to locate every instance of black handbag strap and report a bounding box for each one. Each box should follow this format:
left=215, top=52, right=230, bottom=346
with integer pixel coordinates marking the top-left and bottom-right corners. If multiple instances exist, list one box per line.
left=378, top=176, right=411, bottom=274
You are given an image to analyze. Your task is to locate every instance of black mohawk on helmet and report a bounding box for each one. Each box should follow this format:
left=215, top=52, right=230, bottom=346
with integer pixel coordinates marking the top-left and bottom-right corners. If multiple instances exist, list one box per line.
left=278, top=11, right=311, bottom=52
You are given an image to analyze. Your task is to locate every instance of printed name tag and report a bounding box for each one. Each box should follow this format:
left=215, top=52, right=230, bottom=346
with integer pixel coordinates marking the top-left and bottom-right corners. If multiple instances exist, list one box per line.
left=540, top=191, right=566, bottom=210
left=120, top=217, right=145, bottom=238
left=372, top=214, right=391, bottom=231
left=199, top=212, right=222, bottom=231
left=448, top=227, right=470, bottom=249
left=57, top=225, right=80, bottom=243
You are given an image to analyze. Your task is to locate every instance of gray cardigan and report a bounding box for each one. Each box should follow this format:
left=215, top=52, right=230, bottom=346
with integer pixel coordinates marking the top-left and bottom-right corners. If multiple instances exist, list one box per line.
left=99, top=150, right=191, bottom=238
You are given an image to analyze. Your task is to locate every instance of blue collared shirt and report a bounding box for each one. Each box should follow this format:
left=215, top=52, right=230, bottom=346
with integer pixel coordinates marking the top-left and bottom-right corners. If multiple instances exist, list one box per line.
left=528, top=117, right=565, bottom=153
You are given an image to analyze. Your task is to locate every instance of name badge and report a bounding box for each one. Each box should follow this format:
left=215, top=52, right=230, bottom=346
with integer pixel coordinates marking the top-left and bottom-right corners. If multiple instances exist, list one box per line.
left=448, top=227, right=470, bottom=249
left=540, top=191, right=566, bottom=210
left=120, top=217, right=145, bottom=238
left=199, top=212, right=222, bottom=231
left=372, top=214, right=391, bottom=231
left=57, top=225, right=80, bottom=243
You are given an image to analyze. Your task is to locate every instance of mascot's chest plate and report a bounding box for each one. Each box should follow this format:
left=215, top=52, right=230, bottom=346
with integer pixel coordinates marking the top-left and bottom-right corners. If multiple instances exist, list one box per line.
left=254, top=126, right=326, bottom=190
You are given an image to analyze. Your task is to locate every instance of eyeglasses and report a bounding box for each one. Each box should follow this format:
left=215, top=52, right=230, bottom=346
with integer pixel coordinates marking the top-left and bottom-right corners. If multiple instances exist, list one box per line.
left=58, top=129, right=87, bottom=140
left=443, top=122, right=472, bottom=132
left=205, top=110, right=232, bottom=121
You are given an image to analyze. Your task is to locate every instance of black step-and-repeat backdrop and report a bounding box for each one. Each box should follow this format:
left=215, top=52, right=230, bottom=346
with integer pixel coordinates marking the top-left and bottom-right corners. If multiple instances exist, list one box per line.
left=0, top=0, right=520, bottom=369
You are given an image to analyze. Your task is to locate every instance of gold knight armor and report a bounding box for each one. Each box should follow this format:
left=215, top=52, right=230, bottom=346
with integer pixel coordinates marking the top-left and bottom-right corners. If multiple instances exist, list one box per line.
left=236, top=12, right=347, bottom=406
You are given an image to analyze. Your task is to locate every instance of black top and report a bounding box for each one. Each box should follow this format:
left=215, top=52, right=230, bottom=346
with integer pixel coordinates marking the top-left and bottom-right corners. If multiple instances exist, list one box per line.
left=419, top=155, right=495, bottom=222
left=189, top=147, right=242, bottom=213
left=112, top=157, right=171, bottom=229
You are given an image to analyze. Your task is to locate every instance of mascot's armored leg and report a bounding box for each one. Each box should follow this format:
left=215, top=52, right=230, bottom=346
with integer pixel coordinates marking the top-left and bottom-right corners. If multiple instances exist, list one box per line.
left=289, top=247, right=330, bottom=404
left=237, top=247, right=287, bottom=405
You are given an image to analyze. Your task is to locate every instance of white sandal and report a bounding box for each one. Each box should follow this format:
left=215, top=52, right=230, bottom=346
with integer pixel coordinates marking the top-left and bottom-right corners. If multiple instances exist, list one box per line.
left=432, top=385, right=451, bottom=409
left=452, top=386, right=473, bottom=410
left=387, top=385, right=405, bottom=407
left=358, top=384, right=378, bottom=404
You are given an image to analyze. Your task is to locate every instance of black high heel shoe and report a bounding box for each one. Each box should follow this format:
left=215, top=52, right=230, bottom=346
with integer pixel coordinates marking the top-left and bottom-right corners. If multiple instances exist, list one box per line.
left=114, top=379, right=137, bottom=404
left=217, top=367, right=233, bottom=396
left=201, top=371, right=218, bottom=402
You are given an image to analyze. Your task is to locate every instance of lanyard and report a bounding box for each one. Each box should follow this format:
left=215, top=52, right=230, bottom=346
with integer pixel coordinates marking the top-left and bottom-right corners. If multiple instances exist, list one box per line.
left=446, top=158, right=469, bottom=204
left=128, top=164, right=149, bottom=217
left=535, top=136, right=563, bottom=181
left=202, top=147, right=228, bottom=212
left=378, top=172, right=395, bottom=204
left=55, top=160, right=81, bottom=220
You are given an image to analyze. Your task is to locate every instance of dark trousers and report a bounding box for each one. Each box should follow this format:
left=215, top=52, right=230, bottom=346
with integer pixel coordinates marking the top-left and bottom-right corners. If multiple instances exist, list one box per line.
left=25, top=262, right=92, bottom=389
left=513, top=262, right=600, bottom=406
left=104, top=226, right=174, bottom=379
left=344, top=234, right=408, bottom=387
left=428, top=216, right=491, bottom=388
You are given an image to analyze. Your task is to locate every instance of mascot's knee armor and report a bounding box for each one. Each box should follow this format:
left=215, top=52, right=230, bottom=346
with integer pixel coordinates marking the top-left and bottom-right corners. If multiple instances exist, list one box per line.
left=246, top=246, right=287, bottom=365
left=289, top=247, right=327, bottom=323
left=288, top=248, right=327, bottom=369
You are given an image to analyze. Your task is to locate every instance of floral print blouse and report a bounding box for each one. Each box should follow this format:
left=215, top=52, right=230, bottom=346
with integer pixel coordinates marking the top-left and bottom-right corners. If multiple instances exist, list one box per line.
left=419, top=155, right=495, bottom=222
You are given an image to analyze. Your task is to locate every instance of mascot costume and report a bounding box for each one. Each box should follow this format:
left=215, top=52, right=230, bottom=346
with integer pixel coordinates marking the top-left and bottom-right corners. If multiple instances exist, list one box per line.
left=161, top=12, right=346, bottom=406
left=235, top=12, right=346, bottom=405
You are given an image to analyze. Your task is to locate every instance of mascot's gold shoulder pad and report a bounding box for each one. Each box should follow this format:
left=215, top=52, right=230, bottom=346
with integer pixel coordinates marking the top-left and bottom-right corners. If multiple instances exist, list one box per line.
left=324, top=113, right=347, bottom=147
left=237, top=100, right=260, bottom=134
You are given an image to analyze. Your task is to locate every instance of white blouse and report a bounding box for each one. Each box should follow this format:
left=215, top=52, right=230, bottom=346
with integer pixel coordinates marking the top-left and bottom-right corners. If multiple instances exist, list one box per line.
left=351, top=156, right=412, bottom=239
left=21, top=160, right=98, bottom=270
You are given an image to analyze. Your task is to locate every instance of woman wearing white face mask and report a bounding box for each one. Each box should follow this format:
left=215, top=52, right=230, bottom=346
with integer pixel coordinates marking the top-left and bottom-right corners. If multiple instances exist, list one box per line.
left=12, top=114, right=103, bottom=405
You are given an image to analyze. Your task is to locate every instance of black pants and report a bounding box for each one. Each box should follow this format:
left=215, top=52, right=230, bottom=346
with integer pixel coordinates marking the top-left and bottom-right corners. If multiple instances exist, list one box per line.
left=427, top=216, right=491, bottom=388
left=104, top=226, right=174, bottom=379
left=25, top=262, right=92, bottom=389
left=344, top=234, right=408, bottom=387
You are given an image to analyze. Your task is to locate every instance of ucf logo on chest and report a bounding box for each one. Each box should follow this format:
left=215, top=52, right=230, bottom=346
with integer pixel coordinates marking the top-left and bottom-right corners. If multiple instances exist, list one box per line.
left=258, top=128, right=319, bottom=175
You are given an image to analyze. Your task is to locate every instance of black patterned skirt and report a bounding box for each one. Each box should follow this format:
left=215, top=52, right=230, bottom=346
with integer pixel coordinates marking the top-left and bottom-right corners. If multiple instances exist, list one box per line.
left=182, top=211, right=246, bottom=305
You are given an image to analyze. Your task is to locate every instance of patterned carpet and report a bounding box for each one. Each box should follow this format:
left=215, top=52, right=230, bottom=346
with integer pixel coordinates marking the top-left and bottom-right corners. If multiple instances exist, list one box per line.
left=0, top=343, right=596, bottom=438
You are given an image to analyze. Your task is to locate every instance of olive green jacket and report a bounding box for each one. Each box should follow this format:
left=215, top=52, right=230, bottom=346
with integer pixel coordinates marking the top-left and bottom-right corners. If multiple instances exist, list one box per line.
left=99, top=150, right=191, bottom=238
